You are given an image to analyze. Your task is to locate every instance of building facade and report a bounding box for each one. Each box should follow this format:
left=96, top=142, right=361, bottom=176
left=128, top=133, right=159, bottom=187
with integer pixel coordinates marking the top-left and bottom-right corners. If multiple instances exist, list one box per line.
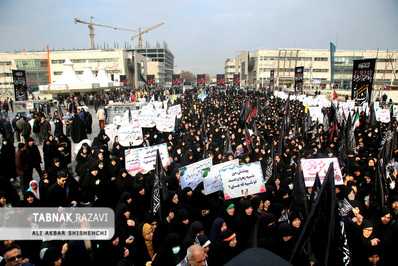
left=0, top=46, right=174, bottom=98
left=226, top=48, right=398, bottom=91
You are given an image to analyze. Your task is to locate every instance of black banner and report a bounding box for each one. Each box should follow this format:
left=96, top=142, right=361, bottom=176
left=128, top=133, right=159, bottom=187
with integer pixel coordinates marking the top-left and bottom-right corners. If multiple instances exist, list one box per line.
left=294, top=66, right=304, bottom=94
left=233, top=74, right=240, bottom=89
left=147, top=75, right=155, bottom=87
left=172, top=74, right=181, bottom=88
left=351, top=59, right=376, bottom=105
left=197, top=74, right=205, bottom=89
left=120, top=75, right=127, bottom=86
left=216, top=74, right=225, bottom=89
left=12, top=70, right=26, bottom=101
left=270, top=69, right=275, bottom=89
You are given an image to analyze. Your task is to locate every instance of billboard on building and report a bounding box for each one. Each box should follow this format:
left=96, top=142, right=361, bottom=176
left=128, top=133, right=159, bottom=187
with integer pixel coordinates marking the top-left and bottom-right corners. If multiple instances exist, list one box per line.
left=351, top=59, right=376, bottom=105
left=233, top=74, right=240, bottom=89
left=12, top=70, right=27, bottom=101
left=147, top=75, right=155, bottom=88
left=217, top=74, right=225, bottom=89
left=294, top=66, right=304, bottom=94
left=172, top=74, right=181, bottom=88
left=197, top=74, right=205, bottom=89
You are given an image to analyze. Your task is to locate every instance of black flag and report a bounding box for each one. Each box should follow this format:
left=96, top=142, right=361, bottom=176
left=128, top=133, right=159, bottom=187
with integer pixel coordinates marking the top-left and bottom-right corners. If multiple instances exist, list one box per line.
left=151, top=150, right=168, bottom=223
left=290, top=163, right=309, bottom=221
left=370, top=157, right=386, bottom=208
left=290, top=164, right=350, bottom=266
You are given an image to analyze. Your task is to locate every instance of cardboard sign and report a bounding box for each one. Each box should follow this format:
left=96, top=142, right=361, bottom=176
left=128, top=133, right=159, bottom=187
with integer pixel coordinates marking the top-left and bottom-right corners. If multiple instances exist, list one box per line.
left=118, top=124, right=143, bottom=147
left=156, top=112, right=175, bottom=132
left=220, top=162, right=266, bottom=200
left=202, top=159, right=239, bottom=195
left=180, top=158, right=213, bottom=189
left=122, top=110, right=139, bottom=124
left=301, top=158, right=343, bottom=187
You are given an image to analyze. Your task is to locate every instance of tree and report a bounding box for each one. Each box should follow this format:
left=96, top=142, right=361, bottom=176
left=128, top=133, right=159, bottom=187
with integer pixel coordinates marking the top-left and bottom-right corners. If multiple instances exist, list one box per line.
left=180, top=71, right=195, bottom=83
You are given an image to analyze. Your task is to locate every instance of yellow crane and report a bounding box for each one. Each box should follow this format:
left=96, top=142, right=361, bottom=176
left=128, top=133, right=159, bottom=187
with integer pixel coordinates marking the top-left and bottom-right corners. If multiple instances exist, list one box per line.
left=131, top=23, right=165, bottom=48
left=74, top=16, right=136, bottom=49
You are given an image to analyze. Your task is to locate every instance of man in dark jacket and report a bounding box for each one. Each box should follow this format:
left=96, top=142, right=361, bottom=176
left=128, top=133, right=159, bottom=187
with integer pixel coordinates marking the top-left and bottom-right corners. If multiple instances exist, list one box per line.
left=46, top=170, right=79, bottom=207
left=39, top=116, right=51, bottom=144
left=27, top=137, right=42, bottom=177
left=20, top=117, right=31, bottom=144
left=15, top=143, right=32, bottom=192
left=3, top=117, right=13, bottom=143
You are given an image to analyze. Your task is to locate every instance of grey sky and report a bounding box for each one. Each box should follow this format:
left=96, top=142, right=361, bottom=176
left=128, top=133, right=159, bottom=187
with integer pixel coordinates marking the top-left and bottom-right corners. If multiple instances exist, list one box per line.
left=0, top=0, right=397, bottom=74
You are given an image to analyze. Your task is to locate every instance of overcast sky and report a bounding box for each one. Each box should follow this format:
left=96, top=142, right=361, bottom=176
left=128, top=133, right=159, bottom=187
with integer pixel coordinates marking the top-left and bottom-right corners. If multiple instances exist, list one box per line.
left=0, top=0, right=397, bottom=74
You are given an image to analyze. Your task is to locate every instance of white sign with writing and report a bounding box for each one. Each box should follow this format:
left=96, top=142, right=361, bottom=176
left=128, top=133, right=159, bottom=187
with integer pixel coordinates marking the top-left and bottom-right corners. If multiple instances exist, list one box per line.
left=156, top=112, right=175, bottom=132
left=301, top=158, right=343, bottom=187
left=125, top=143, right=170, bottom=173
left=376, top=109, right=391, bottom=123
left=307, top=107, right=323, bottom=122
left=138, top=109, right=156, bottom=128
left=180, top=158, right=213, bottom=189
left=202, top=159, right=239, bottom=195
left=125, top=148, right=140, bottom=173
left=118, top=124, right=143, bottom=146
left=167, top=104, right=182, bottom=119
left=220, top=162, right=266, bottom=200
left=138, top=143, right=170, bottom=172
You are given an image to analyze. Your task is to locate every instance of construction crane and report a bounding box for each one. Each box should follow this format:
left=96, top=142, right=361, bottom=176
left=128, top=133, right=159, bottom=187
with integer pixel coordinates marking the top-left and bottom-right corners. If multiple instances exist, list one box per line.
left=74, top=16, right=136, bottom=49
left=131, top=23, right=164, bottom=48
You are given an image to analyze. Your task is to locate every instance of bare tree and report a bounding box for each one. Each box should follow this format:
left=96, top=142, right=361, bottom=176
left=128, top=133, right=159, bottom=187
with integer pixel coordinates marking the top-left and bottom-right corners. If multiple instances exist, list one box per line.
left=180, top=71, right=196, bottom=83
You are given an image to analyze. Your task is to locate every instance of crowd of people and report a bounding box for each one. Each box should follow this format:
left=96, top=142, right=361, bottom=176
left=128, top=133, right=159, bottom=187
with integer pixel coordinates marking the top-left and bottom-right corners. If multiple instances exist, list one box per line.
left=0, top=87, right=397, bottom=265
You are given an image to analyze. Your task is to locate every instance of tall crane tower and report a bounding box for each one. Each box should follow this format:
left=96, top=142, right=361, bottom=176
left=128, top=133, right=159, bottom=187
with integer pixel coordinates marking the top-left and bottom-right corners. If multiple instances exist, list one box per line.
left=131, top=23, right=164, bottom=48
left=74, top=16, right=136, bottom=49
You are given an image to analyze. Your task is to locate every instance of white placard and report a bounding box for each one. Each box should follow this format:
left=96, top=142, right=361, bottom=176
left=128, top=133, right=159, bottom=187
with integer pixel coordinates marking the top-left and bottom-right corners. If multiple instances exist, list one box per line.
left=156, top=112, right=175, bottom=132
left=118, top=124, right=143, bottom=146
left=179, top=158, right=213, bottom=189
left=202, top=159, right=239, bottom=195
left=125, top=148, right=140, bottom=173
left=138, top=109, right=156, bottom=128
left=376, top=109, right=391, bottom=123
left=125, top=143, right=170, bottom=173
left=307, top=107, right=323, bottom=122
left=167, top=104, right=182, bottom=119
left=220, top=161, right=266, bottom=200
left=301, top=158, right=343, bottom=187
left=138, top=143, right=170, bottom=172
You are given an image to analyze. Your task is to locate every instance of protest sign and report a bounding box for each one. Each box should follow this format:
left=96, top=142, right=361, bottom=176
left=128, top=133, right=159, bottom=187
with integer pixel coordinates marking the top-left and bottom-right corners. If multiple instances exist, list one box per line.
left=125, top=143, right=170, bottom=173
left=125, top=148, right=140, bottom=173
left=301, top=158, right=343, bottom=187
left=220, top=162, right=266, bottom=200
left=202, top=159, right=239, bottom=195
left=138, top=143, right=170, bottom=172
left=376, top=109, right=391, bottom=123
left=307, top=107, right=323, bottom=122
left=118, top=124, right=143, bottom=146
left=180, top=158, right=213, bottom=189
left=167, top=104, right=182, bottom=119
left=138, top=109, right=156, bottom=127
left=156, top=112, right=175, bottom=132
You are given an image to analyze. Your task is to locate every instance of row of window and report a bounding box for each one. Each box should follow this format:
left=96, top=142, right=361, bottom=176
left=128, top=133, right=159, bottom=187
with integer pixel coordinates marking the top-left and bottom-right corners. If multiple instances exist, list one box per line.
left=259, top=56, right=329, bottom=61
left=51, top=58, right=119, bottom=64
left=53, top=69, right=121, bottom=75
left=0, top=61, right=12, bottom=66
